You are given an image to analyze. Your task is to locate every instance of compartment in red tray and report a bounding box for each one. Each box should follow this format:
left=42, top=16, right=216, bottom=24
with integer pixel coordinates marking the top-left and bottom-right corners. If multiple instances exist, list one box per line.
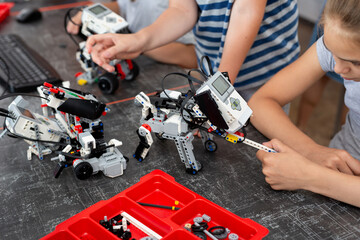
left=89, top=196, right=172, bottom=238
left=41, top=170, right=268, bottom=240
left=171, top=199, right=268, bottom=240
left=125, top=175, right=196, bottom=218
left=68, top=218, right=117, bottom=240
left=40, top=230, right=77, bottom=240
left=162, top=229, right=198, bottom=240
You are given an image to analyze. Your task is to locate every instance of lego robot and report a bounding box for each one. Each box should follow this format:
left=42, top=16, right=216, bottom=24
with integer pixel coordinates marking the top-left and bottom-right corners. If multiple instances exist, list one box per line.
left=73, top=3, right=139, bottom=94
left=134, top=71, right=275, bottom=174
left=1, top=82, right=127, bottom=180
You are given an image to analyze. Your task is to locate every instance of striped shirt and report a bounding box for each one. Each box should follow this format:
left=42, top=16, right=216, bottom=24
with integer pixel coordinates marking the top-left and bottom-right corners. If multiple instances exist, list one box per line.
left=194, top=0, right=300, bottom=90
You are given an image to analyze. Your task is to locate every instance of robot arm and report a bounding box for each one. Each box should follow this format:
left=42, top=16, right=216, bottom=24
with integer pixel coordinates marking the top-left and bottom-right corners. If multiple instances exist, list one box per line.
left=40, top=82, right=107, bottom=120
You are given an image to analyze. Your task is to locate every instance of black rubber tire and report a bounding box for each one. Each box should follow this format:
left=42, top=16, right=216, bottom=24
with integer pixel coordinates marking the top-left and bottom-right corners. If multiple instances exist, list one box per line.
left=204, top=140, right=217, bottom=152
left=98, top=72, right=119, bottom=94
left=74, top=161, right=93, bottom=180
left=193, top=232, right=206, bottom=240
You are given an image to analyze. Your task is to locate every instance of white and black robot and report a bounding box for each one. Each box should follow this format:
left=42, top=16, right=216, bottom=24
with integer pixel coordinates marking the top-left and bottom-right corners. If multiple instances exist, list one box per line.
left=2, top=82, right=127, bottom=180
left=68, top=3, right=139, bottom=94
left=133, top=67, right=275, bottom=174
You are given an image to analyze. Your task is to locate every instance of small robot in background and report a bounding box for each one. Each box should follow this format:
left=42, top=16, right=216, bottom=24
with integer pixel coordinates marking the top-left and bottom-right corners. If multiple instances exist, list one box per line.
left=74, top=3, right=139, bottom=94
left=2, top=82, right=128, bottom=180
left=134, top=71, right=275, bottom=174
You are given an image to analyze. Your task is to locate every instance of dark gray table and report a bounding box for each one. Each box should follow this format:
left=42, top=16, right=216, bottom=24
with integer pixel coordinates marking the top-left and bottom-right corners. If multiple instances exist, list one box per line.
left=0, top=2, right=359, bottom=240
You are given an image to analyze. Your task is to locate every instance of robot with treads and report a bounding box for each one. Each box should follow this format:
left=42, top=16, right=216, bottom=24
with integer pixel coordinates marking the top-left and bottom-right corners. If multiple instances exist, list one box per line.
left=67, top=3, right=139, bottom=94
left=1, top=83, right=127, bottom=180
left=134, top=68, right=275, bottom=174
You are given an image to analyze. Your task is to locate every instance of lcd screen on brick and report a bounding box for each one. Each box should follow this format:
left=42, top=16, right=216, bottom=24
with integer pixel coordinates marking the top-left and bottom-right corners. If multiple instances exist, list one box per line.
left=212, top=76, right=230, bottom=96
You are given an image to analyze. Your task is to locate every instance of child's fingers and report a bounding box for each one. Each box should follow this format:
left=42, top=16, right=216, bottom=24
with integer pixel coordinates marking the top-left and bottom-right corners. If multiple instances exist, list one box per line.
left=257, top=139, right=293, bottom=164
left=262, top=141, right=273, bottom=148
left=89, top=45, right=104, bottom=66
left=346, top=157, right=360, bottom=176
left=101, top=62, right=115, bottom=72
left=333, top=150, right=360, bottom=176
left=256, top=149, right=269, bottom=164
left=337, top=162, right=356, bottom=175
left=102, top=45, right=121, bottom=60
left=86, top=34, right=105, bottom=53
left=264, top=139, right=293, bottom=153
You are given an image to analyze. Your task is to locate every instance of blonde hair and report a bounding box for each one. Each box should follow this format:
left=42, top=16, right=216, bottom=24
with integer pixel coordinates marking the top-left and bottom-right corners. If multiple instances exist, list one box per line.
left=321, top=0, right=360, bottom=42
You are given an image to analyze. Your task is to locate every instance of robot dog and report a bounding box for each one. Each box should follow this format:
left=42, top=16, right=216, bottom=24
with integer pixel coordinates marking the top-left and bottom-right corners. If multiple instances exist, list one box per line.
left=134, top=70, right=275, bottom=174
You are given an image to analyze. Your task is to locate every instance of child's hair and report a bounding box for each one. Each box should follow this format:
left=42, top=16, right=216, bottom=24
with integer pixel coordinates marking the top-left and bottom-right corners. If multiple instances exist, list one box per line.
left=320, top=0, right=360, bottom=42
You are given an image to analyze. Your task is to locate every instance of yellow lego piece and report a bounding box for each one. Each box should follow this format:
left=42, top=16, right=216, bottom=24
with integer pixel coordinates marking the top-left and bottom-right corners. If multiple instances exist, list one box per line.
left=77, top=79, right=88, bottom=86
left=225, top=134, right=239, bottom=144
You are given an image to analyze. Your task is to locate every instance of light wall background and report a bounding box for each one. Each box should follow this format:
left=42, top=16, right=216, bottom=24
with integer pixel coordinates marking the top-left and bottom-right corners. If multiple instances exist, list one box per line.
left=298, top=0, right=326, bottom=23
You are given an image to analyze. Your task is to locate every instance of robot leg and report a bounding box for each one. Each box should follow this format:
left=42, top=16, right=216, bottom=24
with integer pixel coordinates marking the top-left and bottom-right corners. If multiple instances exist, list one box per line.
left=134, top=124, right=153, bottom=162
left=169, top=132, right=202, bottom=174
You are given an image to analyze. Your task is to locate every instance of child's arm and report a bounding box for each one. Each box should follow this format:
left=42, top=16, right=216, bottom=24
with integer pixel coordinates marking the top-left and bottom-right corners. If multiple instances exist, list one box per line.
left=248, top=44, right=360, bottom=175
left=66, top=2, right=120, bottom=35
left=218, top=0, right=267, bottom=84
left=86, top=0, right=198, bottom=72
left=257, top=139, right=360, bottom=208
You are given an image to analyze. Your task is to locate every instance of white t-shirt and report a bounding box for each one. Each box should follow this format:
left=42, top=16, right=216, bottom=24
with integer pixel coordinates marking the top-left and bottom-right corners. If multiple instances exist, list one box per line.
left=117, top=0, right=195, bottom=45
left=317, top=36, right=360, bottom=159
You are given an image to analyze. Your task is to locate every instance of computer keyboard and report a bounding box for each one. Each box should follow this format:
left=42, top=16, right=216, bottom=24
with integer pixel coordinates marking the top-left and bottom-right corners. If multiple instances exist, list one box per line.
left=0, top=34, right=62, bottom=93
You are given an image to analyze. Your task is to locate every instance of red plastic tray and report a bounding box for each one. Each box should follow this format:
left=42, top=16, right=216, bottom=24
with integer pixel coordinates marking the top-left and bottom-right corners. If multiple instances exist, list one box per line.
left=0, top=3, right=13, bottom=23
left=41, top=170, right=269, bottom=240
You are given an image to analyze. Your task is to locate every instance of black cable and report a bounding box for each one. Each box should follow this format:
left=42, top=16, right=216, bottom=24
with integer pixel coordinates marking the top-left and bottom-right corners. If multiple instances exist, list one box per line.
left=64, top=8, right=83, bottom=47
left=208, top=226, right=226, bottom=235
left=191, top=222, right=208, bottom=232
left=160, top=71, right=205, bottom=125
left=159, top=66, right=218, bottom=133
left=161, top=72, right=202, bottom=106
left=0, top=112, right=13, bottom=119
left=0, top=107, right=9, bottom=114
left=187, top=68, right=208, bottom=81
left=200, top=55, right=214, bottom=76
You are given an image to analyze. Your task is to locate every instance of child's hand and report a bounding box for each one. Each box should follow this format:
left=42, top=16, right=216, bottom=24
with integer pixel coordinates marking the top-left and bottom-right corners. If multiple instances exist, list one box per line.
left=305, top=144, right=360, bottom=176
left=86, top=33, right=144, bottom=72
left=256, top=139, right=319, bottom=191
left=66, top=12, right=82, bottom=35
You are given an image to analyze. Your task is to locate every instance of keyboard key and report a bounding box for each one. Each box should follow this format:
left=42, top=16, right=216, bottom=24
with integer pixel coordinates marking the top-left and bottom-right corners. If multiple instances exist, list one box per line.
left=0, top=34, right=62, bottom=92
